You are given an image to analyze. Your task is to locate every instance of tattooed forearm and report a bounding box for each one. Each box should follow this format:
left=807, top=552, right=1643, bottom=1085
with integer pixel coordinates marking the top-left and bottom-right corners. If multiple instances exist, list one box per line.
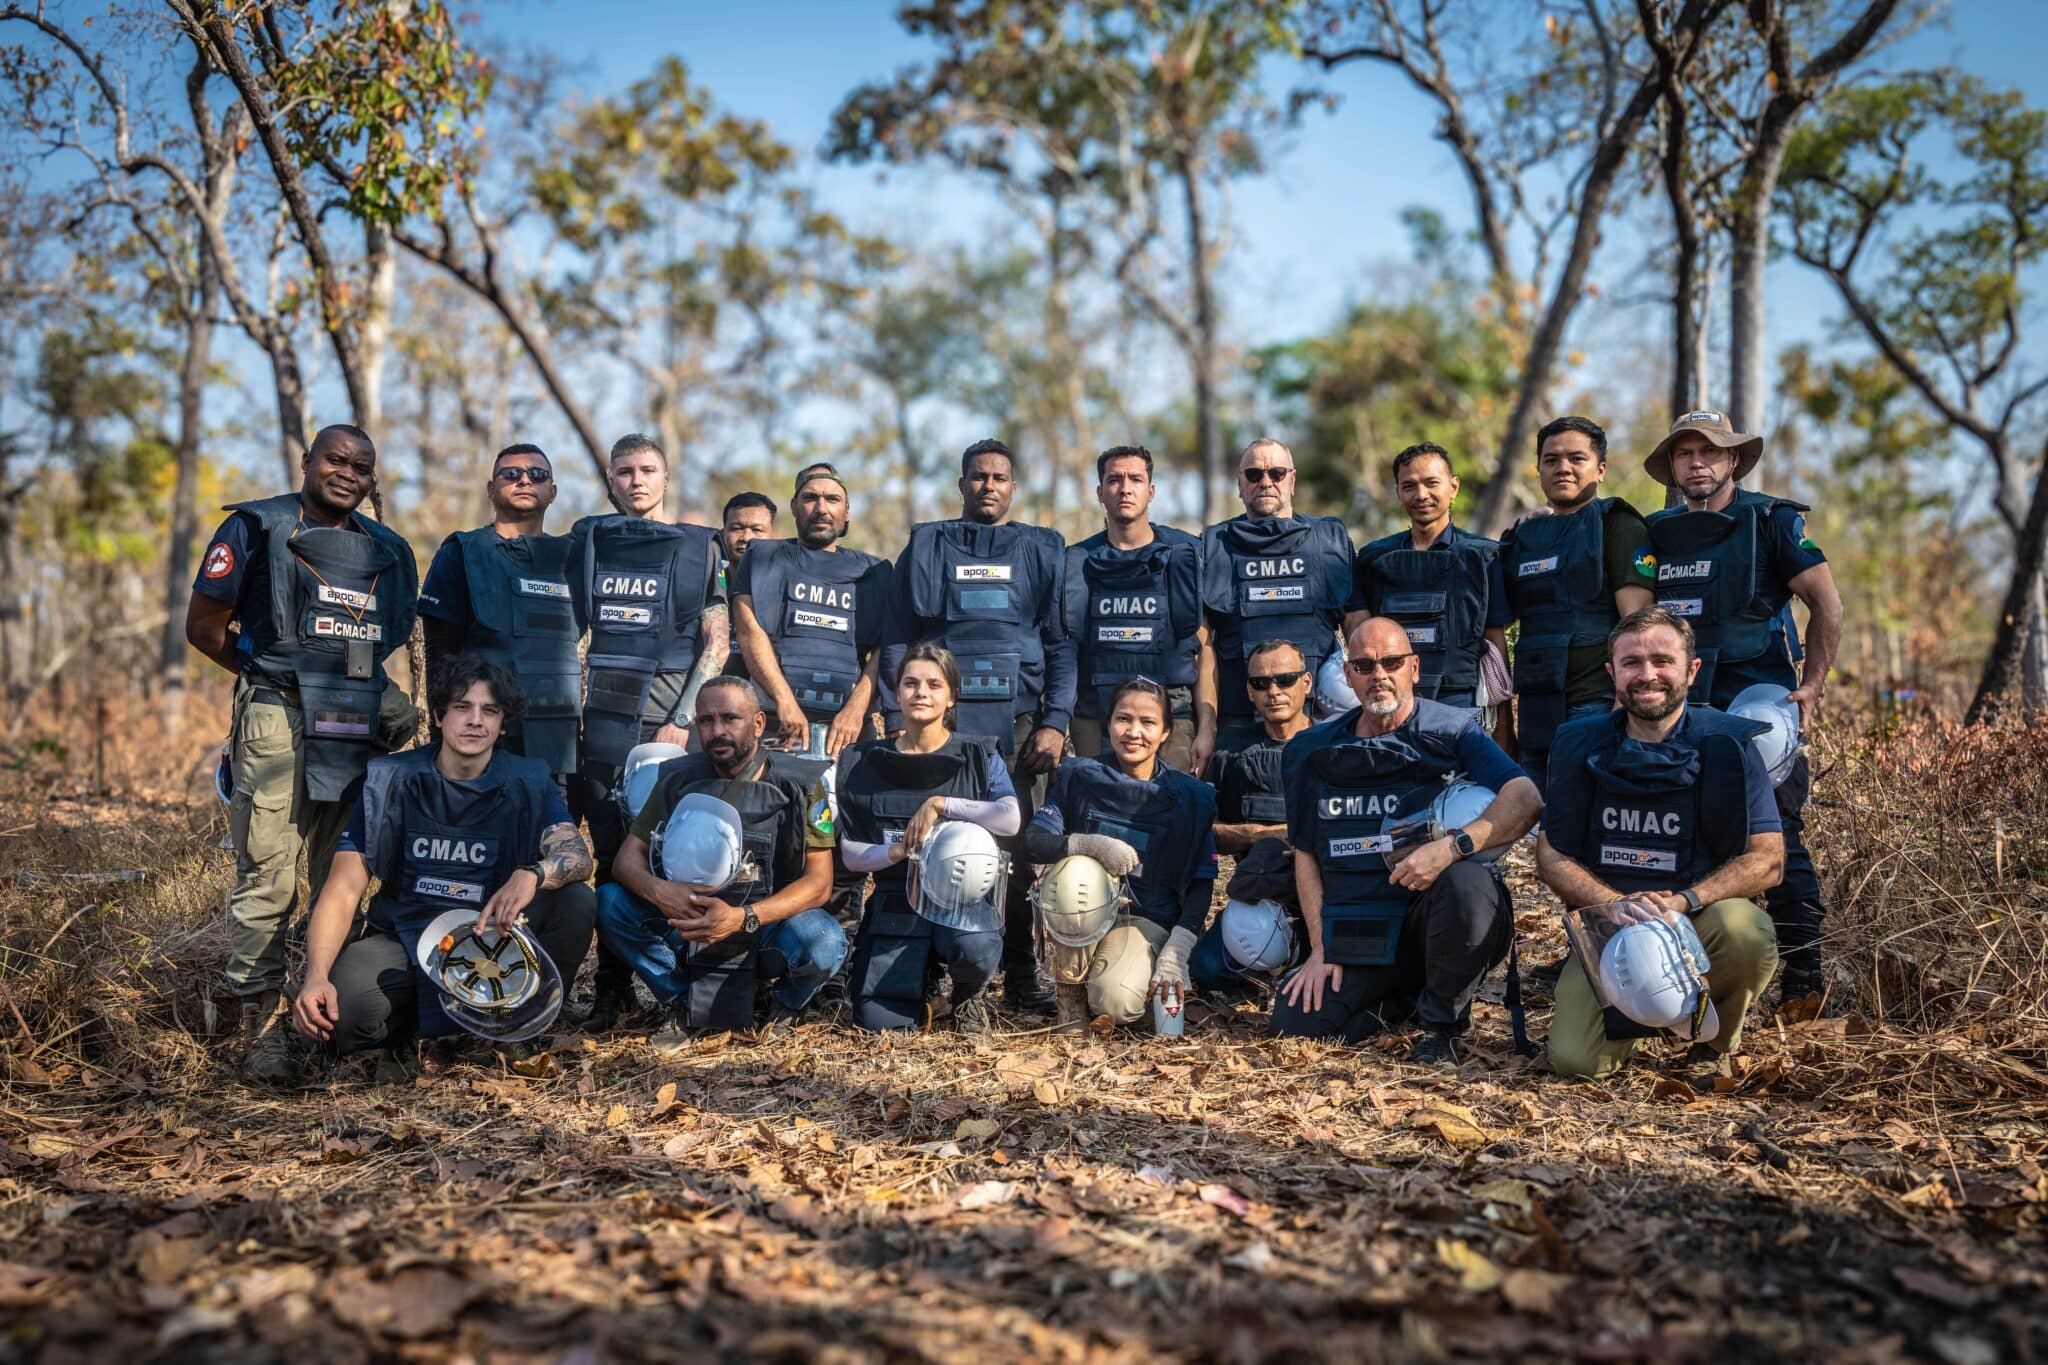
left=536, top=822, right=594, bottom=890
left=673, top=603, right=731, bottom=720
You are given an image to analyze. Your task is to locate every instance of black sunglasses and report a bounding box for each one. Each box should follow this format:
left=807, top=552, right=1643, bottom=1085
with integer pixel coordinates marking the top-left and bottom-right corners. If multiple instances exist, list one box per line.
left=1346, top=652, right=1414, bottom=676
left=496, top=466, right=552, bottom=485
left=1239, top=466, right=1293, bottom=484
left=1247, top=669, right=1307, bottom=691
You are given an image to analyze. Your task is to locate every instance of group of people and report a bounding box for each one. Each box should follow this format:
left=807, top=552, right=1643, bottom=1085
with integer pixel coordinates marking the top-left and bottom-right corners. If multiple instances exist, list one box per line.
left=187, top=405, right=1841, bottom=1086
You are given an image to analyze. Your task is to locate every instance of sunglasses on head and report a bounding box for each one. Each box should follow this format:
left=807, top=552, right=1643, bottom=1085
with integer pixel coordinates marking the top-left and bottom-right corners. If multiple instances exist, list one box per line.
left=1247, top=669, right=1307, bottom=691
left=495, top=466, right=552, bottom=485
left=1346, top=652, right=1414, bottom=676
left=1239, top=466, right=1293, bottom=484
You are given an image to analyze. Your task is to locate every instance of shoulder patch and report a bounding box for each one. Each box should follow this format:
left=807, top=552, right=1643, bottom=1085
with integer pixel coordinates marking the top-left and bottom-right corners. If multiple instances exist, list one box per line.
left=203, top=542, right=235, bottom=579
left=808, top=795, right=835, bottom=836
left=1631, top=547, right=1657, bottom=581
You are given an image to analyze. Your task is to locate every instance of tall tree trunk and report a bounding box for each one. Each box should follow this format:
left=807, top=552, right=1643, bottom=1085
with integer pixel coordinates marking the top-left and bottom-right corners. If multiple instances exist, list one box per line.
left=159, top=239, right=217, bottom=736
left=1968, top=452, right=2048, bottom=722
left=358, top=222, right=396, bottom=438
left=1178, top=153, right=1222, bottom=527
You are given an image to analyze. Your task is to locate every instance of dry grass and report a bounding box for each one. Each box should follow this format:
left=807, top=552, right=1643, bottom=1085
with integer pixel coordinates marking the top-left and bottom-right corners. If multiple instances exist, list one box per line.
left=1, top=701, right=2045, bottom=1361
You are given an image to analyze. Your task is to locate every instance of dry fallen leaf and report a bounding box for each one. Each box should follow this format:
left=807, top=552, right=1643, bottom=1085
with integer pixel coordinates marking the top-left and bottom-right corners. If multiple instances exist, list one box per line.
left=1499, top=1268, right=1574, bottom=1315
left=1409, top=1102, right=1489, bottom=1149
left=956, top=1180, right=1019, bottom=1211
left=955, top=1118, right=1001, bottom=1144
left=604, top=1103, right=630, bottom=1129
left=651, top=1081, right=678, bottom=1117
left=323, top=1264, right=479, bottom=1340
left=1436, top=1237, right=1502, bottom=1293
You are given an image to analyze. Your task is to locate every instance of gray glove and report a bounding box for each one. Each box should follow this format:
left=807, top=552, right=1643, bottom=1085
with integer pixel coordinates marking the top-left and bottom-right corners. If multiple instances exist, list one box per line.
left=1151, top=925, right=1198, bottom=995
left=1067, top=833, right=1140, bottom=877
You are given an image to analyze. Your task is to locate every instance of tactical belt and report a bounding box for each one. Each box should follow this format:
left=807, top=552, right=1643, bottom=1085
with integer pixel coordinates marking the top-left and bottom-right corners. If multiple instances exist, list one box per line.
left=248, top=683, right=299, bottom=708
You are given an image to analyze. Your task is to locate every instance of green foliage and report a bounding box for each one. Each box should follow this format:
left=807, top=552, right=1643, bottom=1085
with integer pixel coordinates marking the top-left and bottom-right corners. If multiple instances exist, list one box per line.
left=28, top=315, right=173, bottom=568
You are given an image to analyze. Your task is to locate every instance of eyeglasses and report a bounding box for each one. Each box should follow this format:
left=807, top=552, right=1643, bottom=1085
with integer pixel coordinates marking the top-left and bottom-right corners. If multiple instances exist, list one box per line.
left=1247, top=670, right=1307, bottom=691
left=1239, top=466, right=1293, bottom=484
left=1346, top=652, right=1414, bottom=676
left=495, top=466, right=552, bottom=485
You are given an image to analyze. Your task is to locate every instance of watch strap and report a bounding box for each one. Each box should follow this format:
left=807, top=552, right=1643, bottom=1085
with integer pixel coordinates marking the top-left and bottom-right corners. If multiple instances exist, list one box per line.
left=1679, top=888, right=1704, bottom=915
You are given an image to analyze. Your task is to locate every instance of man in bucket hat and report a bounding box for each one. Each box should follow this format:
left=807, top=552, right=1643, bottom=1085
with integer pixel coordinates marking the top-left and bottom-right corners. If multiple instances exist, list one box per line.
left=1641, top=409, right=1843, bottom=1004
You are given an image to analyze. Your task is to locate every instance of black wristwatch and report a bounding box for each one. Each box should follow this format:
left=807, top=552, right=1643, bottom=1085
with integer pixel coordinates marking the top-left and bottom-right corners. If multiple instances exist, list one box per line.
left=520, top=862, right=546, bottom=887
left=741, top=905, right=761, bottom=934
left=1678, top=888, right=1704, bottom=915
left=1448, top=828, right=1477, bottom=858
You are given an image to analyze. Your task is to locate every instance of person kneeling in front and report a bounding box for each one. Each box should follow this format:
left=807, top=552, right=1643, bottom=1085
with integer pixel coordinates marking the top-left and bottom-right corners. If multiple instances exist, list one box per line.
left=292, top=655, right=595, bottom=1066
left=1537, top=606, right=1784, bottom=1081
left=1273, top=617, right=1540, bottom=1066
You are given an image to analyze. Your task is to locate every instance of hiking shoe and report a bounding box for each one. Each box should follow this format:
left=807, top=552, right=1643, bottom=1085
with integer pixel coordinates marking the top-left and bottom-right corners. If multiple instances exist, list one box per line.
left=1527, top=954, right=1569, bottom=989
left=1407, top=1030, right=1459, bottom=1070
left=239, top=990, right=295, bottom=1085
left=649, top=1006, right=694, bottom=1054
left=1002, top=972, right=1053, bottom=1015
left=1677, top=1042, right=1731, bottom=1092
left=580, top=986, right=634, bottom=1034
left=1054, top=983, right=1090, bottom=1033
left=952, top=993, right=995, bottom=1035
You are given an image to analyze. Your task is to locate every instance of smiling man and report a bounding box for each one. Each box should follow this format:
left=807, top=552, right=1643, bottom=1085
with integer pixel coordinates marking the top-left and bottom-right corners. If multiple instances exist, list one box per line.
left=185, top=424, right=421, bottom=1083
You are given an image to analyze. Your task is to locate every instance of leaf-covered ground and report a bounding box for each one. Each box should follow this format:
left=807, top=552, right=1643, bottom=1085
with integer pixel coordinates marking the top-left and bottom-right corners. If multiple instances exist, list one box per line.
left=2, top=781, right=2045, bottom=1363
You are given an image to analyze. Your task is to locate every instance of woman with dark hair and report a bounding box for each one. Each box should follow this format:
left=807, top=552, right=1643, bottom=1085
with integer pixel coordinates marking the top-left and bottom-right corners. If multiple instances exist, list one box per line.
left=836, top=643, right=1021, bottom=1032
left=1023, top=677, right=1218, bottom=1030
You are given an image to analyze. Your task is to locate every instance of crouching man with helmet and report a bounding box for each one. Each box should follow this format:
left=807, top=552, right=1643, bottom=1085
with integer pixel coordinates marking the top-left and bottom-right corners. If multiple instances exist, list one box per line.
left=1023, top=677, right=1219, bottom=1031
left=1274, top=617, right=1541, bottom=1067
left=292, top=655, right=596, bottom=1064
left=598, top=677, right=844, bottom=1045
left=1538, top=606, right=1784, bottom=1081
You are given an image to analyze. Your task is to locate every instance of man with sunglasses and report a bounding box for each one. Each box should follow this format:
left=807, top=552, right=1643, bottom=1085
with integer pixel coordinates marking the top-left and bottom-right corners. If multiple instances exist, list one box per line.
left=1195, top=438, right=1355, bottom=778
left=418, top=444, right=584, bottom=777
left=1064, top=445, right=1210, bottom=770
left=1275, top=617, right=1540, bottom=1066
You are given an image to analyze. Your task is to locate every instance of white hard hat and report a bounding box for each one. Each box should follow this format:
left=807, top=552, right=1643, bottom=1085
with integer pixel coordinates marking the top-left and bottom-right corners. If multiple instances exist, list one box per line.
left=1031, top=855, right=1125, bottom=948
left=213, top=741, right=234, bottom=806
left=1598, top=915, right=1720, bottom=1043
left=621, top=742, right=688, bottom=820
left=1312, top=652, right=1353, bottom=719
left=416, top=908, right=564, bottom=1042
left=1728, top=684, right=1801, bottom=788
left=659, top=793, right=745, bottom=889
left=912, top=820, right=1009, bottom=933
left=1433, top=780, right=1503, bottom=864
left=1219, top=897, right=1295, bottom=972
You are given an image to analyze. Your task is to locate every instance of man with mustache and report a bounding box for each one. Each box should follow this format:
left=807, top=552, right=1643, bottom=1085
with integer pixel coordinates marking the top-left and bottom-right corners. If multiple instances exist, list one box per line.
left=1273, top=617, right=1540, bottom=1066
left=1641, top=410, right=1843, bottom=1002
left=1536, top=606, right=1786, bottom=1081
left=186, top=424, right=420, bottom=1083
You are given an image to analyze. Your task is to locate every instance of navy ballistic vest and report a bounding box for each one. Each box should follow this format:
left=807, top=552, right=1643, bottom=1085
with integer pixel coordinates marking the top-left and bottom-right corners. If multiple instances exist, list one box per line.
left=1209, top=728, right=1289, bottom=825
left=359, top=746, right=552, bottom=1035
left=651, top=751, right=821, bottom=906
left=1293, top=701, right=1468, bottom=965
left=1556, top=707, right=1762, bottom=894
left=454, top=528, right=582, bottom=774
left=1644, top=489, right=1807, bottom=705
left=1354, top=525, right=1496, bottom=700
left=900, top=520, right=1064, bottom=748
left=227, top=494, right=418, bottom=801
left=1201, top=515, right=1353, bottom=721
left=569, top=514, right=720, bottom=766
left=741, top=539, right=884, bottom=721
left=1063, top=527, right=1204, bottom=719
left=1049, top=756, right=1214, bottom=929
left=1500, top=498, right=1642, bottom=748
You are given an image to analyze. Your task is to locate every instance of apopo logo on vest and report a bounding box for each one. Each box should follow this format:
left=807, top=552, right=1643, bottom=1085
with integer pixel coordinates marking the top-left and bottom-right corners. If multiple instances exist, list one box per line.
left=317, top=584, right=378, bottom=612
left=1517, top=555, right=1559, bottom=577
left=518, top=578, right=571, bottom=599
left=1328, top=834, right=1394, bottom=858
left=954, top=564, right=1012, bottom=581
left=791, top=609, right=849, bottom=632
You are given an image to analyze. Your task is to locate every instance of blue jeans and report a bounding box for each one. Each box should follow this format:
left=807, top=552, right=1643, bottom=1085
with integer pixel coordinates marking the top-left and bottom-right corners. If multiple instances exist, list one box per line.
left=595, top=883, right=848, bottom=1012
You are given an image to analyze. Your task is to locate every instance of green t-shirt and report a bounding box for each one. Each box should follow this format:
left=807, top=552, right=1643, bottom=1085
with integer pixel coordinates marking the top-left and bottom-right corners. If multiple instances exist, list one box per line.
left=1559, top=503, right=1656, bottom=706
left=630, top=749, right=837, bottom=851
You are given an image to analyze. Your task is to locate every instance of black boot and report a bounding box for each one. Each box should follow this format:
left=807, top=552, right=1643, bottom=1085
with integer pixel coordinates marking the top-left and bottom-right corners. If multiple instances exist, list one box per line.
left=1002, top=968, right=1053, bottom=1015
left=1406, top=1029, right=1459, bottom=1069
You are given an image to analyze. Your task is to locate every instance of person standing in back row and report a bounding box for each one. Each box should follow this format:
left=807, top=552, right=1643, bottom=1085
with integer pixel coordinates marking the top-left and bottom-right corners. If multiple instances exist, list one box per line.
left=566, top=433, right=728, bottom=1030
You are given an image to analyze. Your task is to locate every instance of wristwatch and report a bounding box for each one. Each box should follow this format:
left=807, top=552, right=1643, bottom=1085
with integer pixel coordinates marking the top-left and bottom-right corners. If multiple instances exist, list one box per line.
left=1678, top=888, right=1704, bottom=915
left=741, top=905, right=761, bottom=934
left=1448, top=828, right=1477, bottom=858
left=520, top=861, right=546, bottom=887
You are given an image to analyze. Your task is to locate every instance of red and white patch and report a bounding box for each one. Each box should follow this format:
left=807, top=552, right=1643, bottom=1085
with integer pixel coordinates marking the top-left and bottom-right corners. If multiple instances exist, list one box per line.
left=202, top=542, right=235, bottom=579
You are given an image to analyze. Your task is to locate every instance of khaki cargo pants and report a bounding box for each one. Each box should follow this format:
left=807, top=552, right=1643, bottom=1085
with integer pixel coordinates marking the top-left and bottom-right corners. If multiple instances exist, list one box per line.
left=1049, top=915, right=1169, bottom=1026
left=224, top=675, right=418, bottom=998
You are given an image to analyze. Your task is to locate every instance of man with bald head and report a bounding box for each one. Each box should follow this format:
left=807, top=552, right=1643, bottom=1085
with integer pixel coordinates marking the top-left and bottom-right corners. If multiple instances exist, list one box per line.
left=1274, top=617, right=1541, bottom=1066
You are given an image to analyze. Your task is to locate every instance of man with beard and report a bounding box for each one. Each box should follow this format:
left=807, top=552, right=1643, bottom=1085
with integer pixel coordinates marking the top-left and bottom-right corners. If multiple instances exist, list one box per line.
left=731, top=464, right=889, bottom=755
left=597, top=676, right=844, bottom=1044
left=1064, top=445, right=1211, bottom=770
left=1273, top=617, right=1540, bottom=1065
left=567, top=433, right=728, bottom=1030
left=1349, top=443, right=1508, bottom=726
left=186, top=424, right=420, bottom=1083
left=1193, top=438, right=1354, bottom=777
left=880, top=438, right=1073, bottom=1013
left=416, top=444, right=583, bottom=777
left=1494, top=417, right=1653, bottom=795
left=1642, top=410, right=1843, bottom=1001
left=1537, top=607, right=1785, bottom=1081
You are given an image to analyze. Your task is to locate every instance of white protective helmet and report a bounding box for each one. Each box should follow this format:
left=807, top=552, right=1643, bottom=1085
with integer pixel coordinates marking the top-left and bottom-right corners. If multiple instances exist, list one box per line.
left=416, top=909, right=565, bottom=1043
left=911, top=820, right=1009, bottom=933
left=658, top=793, right=745, bottom=889
left=620, top=742, right=688, bottom=821
left=1728, top=684, right=1801, bottom=788
left=1598, top=915, right=1720, bottom=1043
left=1219, top=897, right=1295, bottom=973
left=1312, top=652, right=1353, bottom=719
left=213, top=741, right=234, bottom=806
left=1432, top=780, right=1504, bottom=864
left=1031, top=855, right=1126, bottom=949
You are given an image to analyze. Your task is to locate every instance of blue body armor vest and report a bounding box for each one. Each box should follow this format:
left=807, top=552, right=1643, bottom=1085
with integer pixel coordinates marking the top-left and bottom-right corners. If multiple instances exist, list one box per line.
left=1354, top=526, right=1496, bottom=701
left=1201, top=515, right=1353, bottom=721
left=1064, top=527, right=1203, bottom=719
left=453, top=528, right=582, bottom=775
left=900, top=520, right=1063, bottom=750
left=1499, top=498, right=1642, bottom=748
left=569, top=514, right=720, bottom=766
left=227, top=494, right=418, bottom=802
left=740, top=539, right=884, bottom=722
left=1209, top=729, right=1288, bottom=825
left=1644, top=490, right=1807, bottom=705
left=1049, top=756, right=1214, bottom=929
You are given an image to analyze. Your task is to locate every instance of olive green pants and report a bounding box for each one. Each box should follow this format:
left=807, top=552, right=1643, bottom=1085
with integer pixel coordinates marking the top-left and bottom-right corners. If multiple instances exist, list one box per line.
left=1548, top=898, right=1780, bottom=1079
left=224, top=676, right=418, bottom=998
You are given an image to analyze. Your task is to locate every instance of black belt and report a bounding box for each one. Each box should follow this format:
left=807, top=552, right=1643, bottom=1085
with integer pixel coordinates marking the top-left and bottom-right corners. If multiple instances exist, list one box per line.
left=247, top=683, right=299, bottom=708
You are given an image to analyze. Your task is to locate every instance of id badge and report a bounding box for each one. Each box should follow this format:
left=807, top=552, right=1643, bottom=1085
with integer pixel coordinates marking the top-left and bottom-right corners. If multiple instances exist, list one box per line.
left=345, top=639, right=374, bottom=680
